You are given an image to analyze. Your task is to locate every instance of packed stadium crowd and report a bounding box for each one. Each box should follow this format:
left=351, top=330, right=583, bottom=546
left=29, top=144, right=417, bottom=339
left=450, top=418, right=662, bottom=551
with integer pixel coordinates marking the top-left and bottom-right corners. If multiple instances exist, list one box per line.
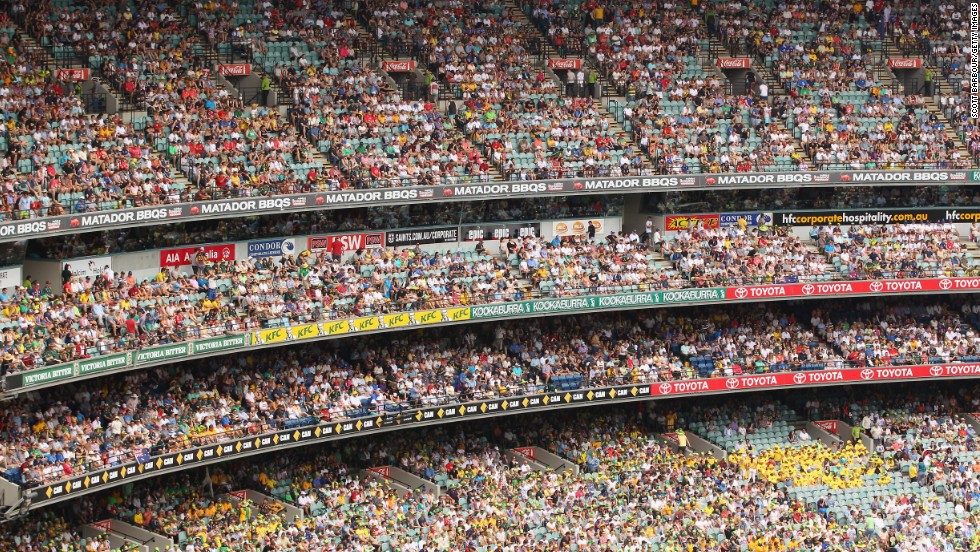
left=8, top=385, right=980, bottom=551
left=2, top=218, right=978, bottom=372
left=0, top=0, right=969, bottom=224
left=0, top=0, right=978, bottom=549
left=3, top=297, right=980, bottom=490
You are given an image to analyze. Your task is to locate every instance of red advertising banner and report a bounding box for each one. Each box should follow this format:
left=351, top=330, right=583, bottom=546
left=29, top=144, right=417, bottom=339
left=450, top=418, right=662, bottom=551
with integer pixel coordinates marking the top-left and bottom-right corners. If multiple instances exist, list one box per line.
left=725, top=277, right=980, bottom=301
left=368, top=466, right=391, bottom=479
left=665, top=214, right=720, bottom=231
left=56, top=68, right=90, bottom=81
left=217, top=64, right=251, bottom=76
left=888, top=58, right=922, bottom=69
left=160, top=244, right=236, bottom=267
left=90, top=520, right=113, bottom=532
left=227, top=490, right=248, bottom=501
left=548, top=58, right=583, bottom=70
left=716, top=58, right=751, bottom=69
left=650, top=363, right=980, bottom=398
left=308, top=232, right=385, bottom=252
left=512, top=447, right=536, bottom=460
left=381, top=60, right=416, bottom=72
left=814, top=420, right=838, bottom=434
left=661, top=433, right=679, bottom=443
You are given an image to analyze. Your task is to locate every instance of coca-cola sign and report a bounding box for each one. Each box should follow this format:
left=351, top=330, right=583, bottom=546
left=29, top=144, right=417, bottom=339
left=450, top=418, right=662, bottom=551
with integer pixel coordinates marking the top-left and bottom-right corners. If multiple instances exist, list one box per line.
left=55, top=68, right=90, bottom=81
left=217, top=64, right=251, bottom=76
left=548, top=59, right=583, bottom=70
left=381, top=60, right=416, bottom=72
left=888, top=58, right=922, bottom=69
left=716, top=58, right=751, bottom=69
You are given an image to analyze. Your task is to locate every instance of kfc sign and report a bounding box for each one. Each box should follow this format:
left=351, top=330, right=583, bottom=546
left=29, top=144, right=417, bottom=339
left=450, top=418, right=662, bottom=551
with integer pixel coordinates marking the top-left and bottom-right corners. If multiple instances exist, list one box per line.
left=888, top=58, right=922, bottom=69
left=309, top=233, right=385, bottom=252
left=716, top=58, right=751, bottom=69
left=160, top=244, right=236, bottom=267
left=381, top=60, right=416, bottom=72
left=217, top=64, right=251, bottom=76
left=548, top=59, right=583, bottom=70
left=56, top=68, right=90, bottom=81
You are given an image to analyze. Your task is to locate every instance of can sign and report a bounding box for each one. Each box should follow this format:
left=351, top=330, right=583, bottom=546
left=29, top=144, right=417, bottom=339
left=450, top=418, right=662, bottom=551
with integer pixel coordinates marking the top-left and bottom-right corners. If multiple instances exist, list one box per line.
left=217, top=64, right=251, bottom=76
left=716, top=58, right=751, bottom=69
left=547, top=59, right=582, bottom=70
left=381, top=60, right=416, bottom=72
left=887, top=58, right=922, bottom=69
left=56, top=68, right=90, bottom=81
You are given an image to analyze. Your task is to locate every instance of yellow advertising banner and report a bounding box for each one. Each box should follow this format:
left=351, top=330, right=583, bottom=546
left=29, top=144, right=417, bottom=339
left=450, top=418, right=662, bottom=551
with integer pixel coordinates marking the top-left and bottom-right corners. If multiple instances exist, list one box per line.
left=353, top=316, right=381, bottom=332
left=415, top=309, right=445, bottom=325
left=445, top=307, right=472, bottom=322
left=324, top=320, right=351, bottom=336
left=257, top=327, right=288, bottom=344
left=383, top=313, right=411, bottom=329
left=289, top=323, right=321, bottom=340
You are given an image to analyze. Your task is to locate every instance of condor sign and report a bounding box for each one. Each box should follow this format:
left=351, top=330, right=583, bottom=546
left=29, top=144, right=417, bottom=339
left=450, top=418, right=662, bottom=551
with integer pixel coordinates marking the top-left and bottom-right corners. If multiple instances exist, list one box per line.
left=309, top=233, right=385, bottom=252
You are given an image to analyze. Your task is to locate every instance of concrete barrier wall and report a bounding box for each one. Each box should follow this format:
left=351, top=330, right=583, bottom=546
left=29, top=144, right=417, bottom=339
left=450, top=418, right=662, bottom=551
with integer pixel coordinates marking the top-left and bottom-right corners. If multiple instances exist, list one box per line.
left=686, top=432, right=726, bottom=460
left=363, top=466, right=440, bottom=498
left=503, top=448, right=550, bottom=471
left=837, top=420, right=875, bottom=451
left=528, top=446, right=580, bottom=475
left=82, top=520, right=171, bottom=551
left=806, top=421, right=840, bottom=446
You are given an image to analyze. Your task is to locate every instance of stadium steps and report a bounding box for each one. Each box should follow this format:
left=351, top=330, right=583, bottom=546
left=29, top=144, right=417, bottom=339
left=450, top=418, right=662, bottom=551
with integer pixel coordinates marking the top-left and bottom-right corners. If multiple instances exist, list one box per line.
left=707, top=35, right=781, bottom=96
left=880, top=40, right=958, bottom=98
left=13, top=30, right=57, bottom=70
left=876, top=42, right=965, bottom=157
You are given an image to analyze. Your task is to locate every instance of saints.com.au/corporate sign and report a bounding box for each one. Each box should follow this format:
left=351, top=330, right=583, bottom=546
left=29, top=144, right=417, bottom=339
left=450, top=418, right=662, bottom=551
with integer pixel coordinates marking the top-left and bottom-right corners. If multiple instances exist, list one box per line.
left=0, top=169, right=969, bottom=242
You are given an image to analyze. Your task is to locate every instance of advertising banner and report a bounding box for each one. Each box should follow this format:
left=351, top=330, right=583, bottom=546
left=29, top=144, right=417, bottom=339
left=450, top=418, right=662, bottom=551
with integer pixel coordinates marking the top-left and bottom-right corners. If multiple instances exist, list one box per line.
left=77, top=352, right=130, bottom=376
left=814, top=420, right=839, bottom=434
left=512, top=447, right=536, bottom=460
left=191, top=335, right=248, bottom=355
left=0, top=266, right=22, bottom=291
left=367, top=466, right=391, bottom=478
left=552, top=219, right=603, bottom=237
left=217, top=64, right=251, bottom=76
left=461, top=222, right=540, bottom=241
left=385, top=227, right=458, bottom=247
left=719, top=213, right=772, bottom=227
left=255, top=327, right=289, bottom=345
left=381, top=60, right=415, bottom=72
left=716, top=58, right=751, bottom=69
left=887, top=58, right=922, bottom=69
left=247, top=239, right=297, bottom=259
left=308, top=232, right=384, bottom=252
left=725, top=277, right=980, bottom=301
left=55, top=68, right=90, bottom=81
left=289, top=323, right=321, bottom=340
left=160, top=244, right=235, bottom=267
left=774, top=207, right=980, bottom=226
left=649, top=364, right=980, bottom=398
left=665, top=214, right=720, bottom=231
left=135, top=343, right=190, bottom=364
left=64, top=256, right=111, bottom=281
left=547, top=59, right=582, bottom=70
left=0, top=170, right=971, bottom=243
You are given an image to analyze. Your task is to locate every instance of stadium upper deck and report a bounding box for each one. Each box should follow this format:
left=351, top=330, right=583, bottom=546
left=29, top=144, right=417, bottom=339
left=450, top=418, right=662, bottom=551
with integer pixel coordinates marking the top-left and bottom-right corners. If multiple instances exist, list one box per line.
left=0, top=0, right=969, bottom=243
